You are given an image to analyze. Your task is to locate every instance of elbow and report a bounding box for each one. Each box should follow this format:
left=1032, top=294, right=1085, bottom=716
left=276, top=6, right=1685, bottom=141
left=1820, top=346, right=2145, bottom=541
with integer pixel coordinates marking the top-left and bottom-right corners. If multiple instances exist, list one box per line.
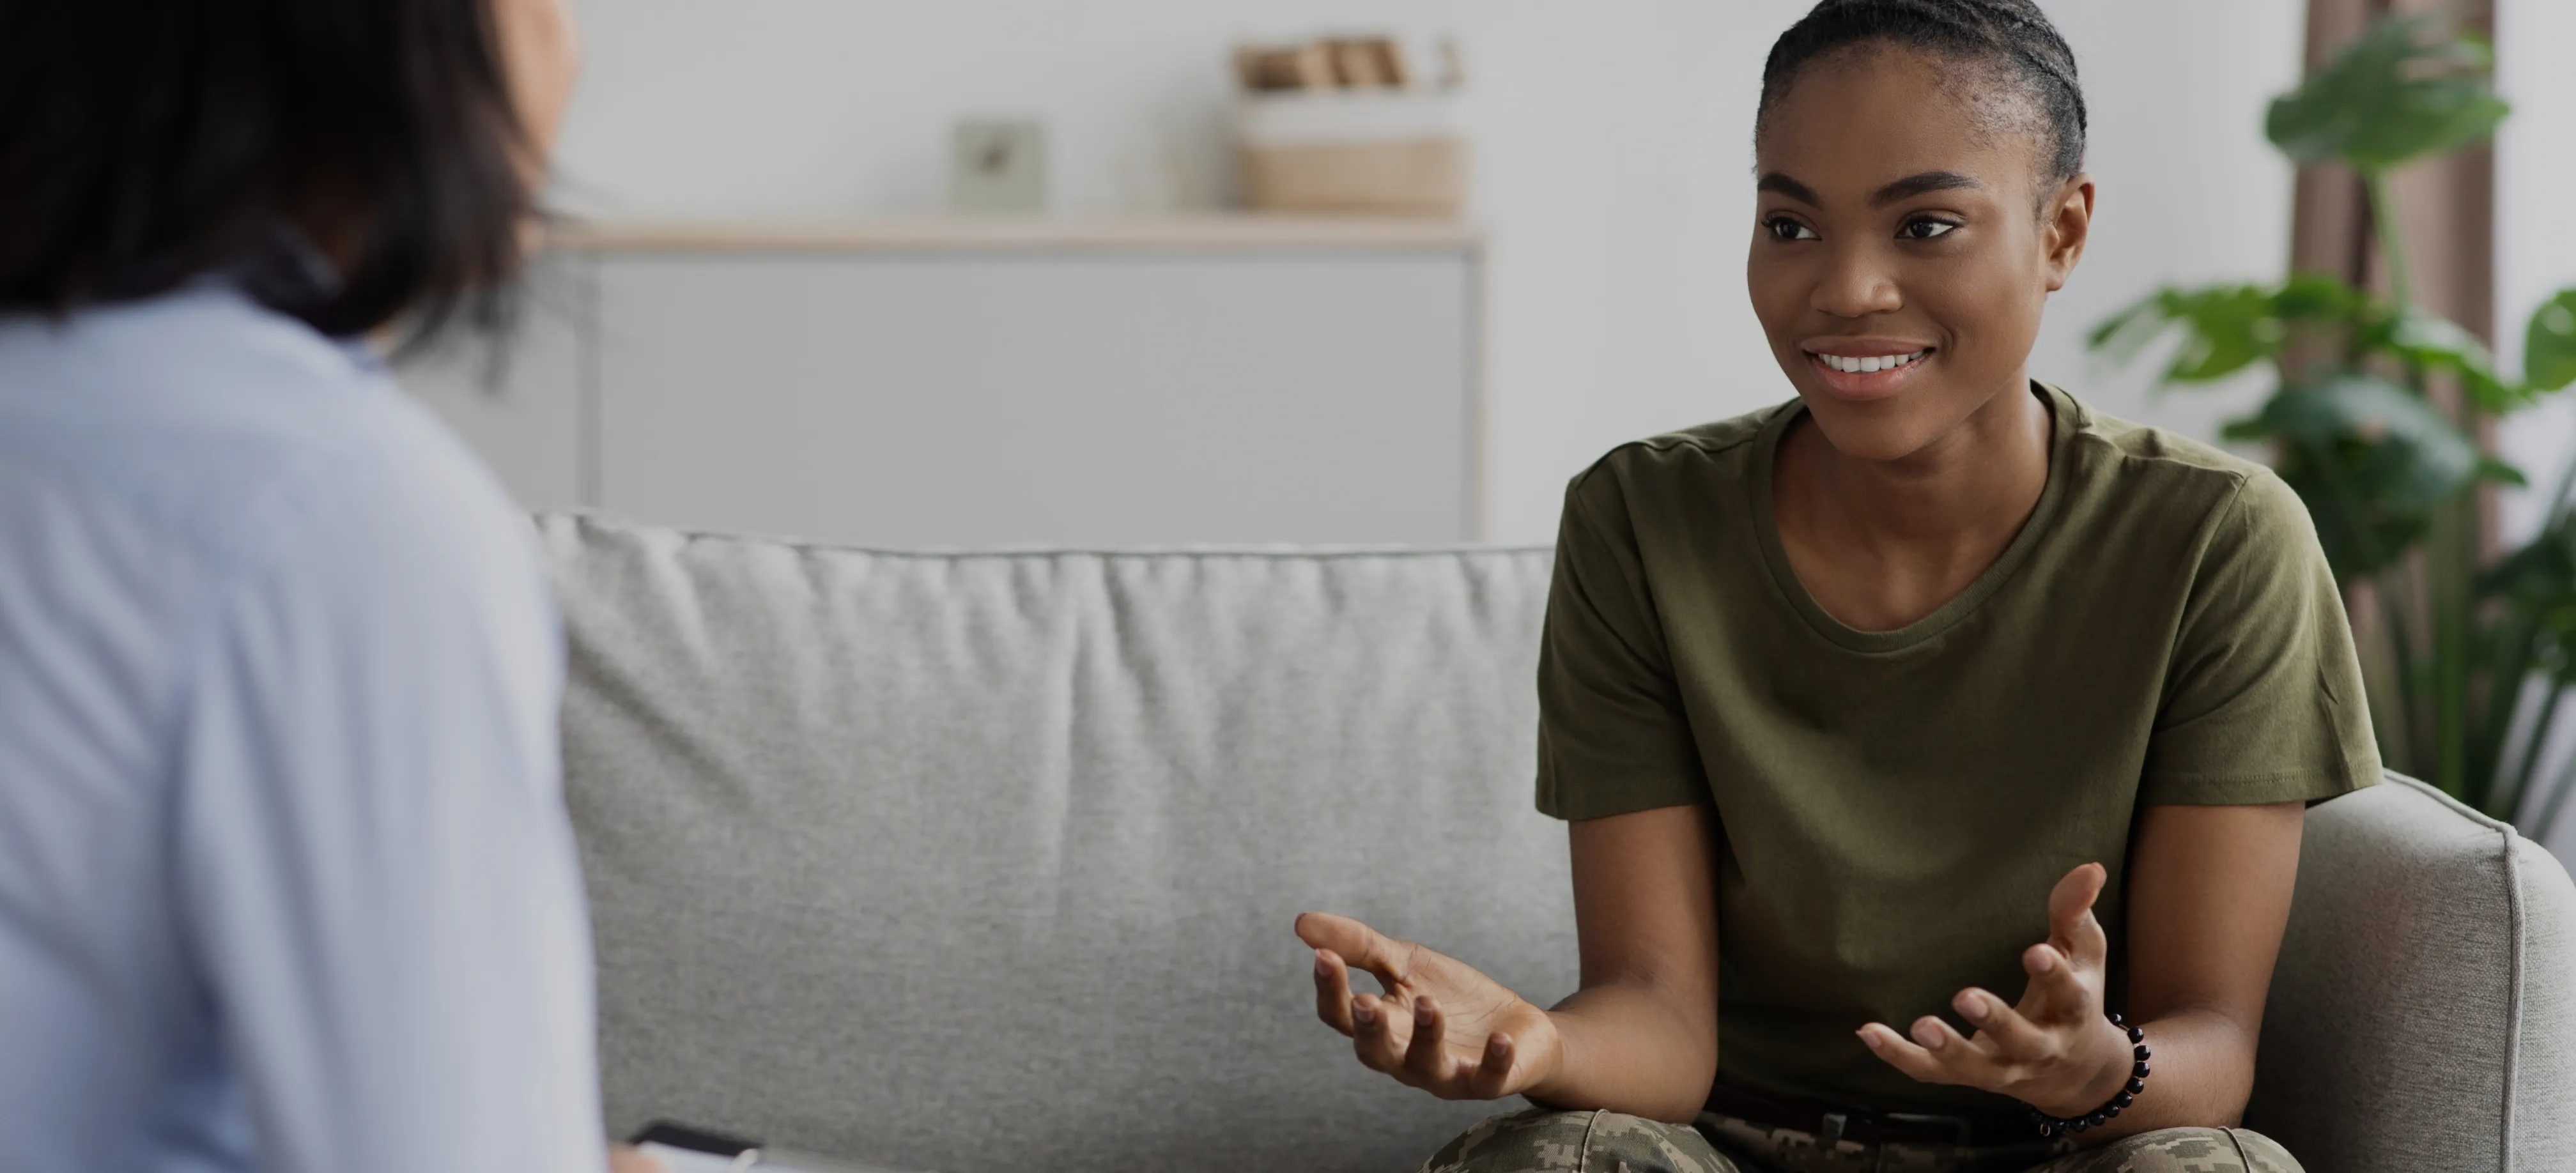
left=1639, top=999, right=1721, bottom=1124
left=1617, top=1036, right=1716, bottom=1126
left=2164, top=1004, right=2264, bottom=1127
left=1545, top=976, right=1718, bottom=1124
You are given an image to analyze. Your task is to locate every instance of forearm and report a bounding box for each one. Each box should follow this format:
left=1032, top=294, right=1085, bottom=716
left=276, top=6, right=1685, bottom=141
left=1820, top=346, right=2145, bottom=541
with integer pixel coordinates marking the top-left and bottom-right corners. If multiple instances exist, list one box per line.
left=2073, top=802, right=2301, bottom=1142
left=2066, top=1007, right=2255, bottom=1143
left=1526, top=980, right=1717, bottom=1124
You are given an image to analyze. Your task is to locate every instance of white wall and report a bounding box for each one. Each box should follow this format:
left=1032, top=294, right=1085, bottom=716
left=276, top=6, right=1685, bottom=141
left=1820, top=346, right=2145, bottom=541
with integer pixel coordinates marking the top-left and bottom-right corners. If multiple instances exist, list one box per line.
left=2494, top=0, right=2576, bottom=543
left=2490, top=0, right=2576, bottom=854
left=550, top=0, right=2309, bottom=543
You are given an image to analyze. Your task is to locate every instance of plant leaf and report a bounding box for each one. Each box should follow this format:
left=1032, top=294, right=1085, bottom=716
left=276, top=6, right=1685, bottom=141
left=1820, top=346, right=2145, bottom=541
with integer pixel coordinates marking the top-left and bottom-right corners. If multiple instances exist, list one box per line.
left=2262, top=372, right=2467, bottom=447
left=2478, top=455, right=2531, bottom=489
left=2220, top=415, right=2273, bottom=444
left=2274, top=440, right=2424, bottom=581
left=2528, top=289, right=2576, bottom=392
left=2266, top=15, right=2511, bottom=171
left=2164, top=286, right=2286, bottom=382
left=2085, top=282, right=2354, bottom=385
left=2260, top=373, right=2483, bottom=581
left=2377, top=309, right=2519, bottom=410
left=2087, top=289, right=2177, bottom=362
left=2480, top=518, right=2576, bottom=688
left=2275, top=272, right=2369, bottom=319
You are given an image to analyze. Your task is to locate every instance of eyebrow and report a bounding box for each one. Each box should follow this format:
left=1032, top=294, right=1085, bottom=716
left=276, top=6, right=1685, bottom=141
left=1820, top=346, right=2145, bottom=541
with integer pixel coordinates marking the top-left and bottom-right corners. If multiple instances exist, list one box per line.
left=1755, top=172, right=1821, bottom=205
left=1869, top=170, right=1984, bottom=206
left=1755, top=169, right=1987, bottom=208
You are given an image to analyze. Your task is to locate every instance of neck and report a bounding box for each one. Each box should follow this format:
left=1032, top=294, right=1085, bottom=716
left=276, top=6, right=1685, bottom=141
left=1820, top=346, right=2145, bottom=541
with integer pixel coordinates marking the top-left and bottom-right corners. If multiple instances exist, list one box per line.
left=1789, top=377, right=2053, bottom=554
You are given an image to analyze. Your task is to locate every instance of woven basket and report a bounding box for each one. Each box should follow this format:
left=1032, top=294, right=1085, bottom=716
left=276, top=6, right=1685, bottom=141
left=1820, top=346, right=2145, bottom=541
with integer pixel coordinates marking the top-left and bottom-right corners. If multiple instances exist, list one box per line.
left=1236, top=89, right=1469, bottom=215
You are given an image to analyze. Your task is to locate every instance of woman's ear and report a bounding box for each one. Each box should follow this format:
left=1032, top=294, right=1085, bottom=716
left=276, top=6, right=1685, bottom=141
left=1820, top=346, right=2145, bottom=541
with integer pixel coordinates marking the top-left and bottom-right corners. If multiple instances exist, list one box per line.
left=2042, top=174, right=2096, bottom=293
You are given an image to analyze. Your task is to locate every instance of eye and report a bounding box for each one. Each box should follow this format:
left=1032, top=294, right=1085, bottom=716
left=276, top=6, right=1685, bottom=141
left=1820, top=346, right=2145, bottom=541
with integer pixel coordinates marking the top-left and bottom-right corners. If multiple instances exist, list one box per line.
left=1901, top=216, right=1961, bottom=241
left=1766, top=217, right=1819, bottom=241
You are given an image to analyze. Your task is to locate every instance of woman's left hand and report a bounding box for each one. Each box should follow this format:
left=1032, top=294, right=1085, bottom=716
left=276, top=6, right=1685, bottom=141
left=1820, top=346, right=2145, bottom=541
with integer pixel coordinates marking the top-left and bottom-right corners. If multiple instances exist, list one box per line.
left=1856, top=862, right=2135, bottom=1117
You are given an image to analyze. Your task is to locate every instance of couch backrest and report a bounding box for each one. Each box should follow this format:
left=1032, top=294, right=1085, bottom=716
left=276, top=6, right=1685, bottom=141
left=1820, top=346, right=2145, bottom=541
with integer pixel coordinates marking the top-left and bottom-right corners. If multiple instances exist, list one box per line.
left=542, top=514, right=1575, bottom=1173
left=543, top=513, right=2574, bottom=1173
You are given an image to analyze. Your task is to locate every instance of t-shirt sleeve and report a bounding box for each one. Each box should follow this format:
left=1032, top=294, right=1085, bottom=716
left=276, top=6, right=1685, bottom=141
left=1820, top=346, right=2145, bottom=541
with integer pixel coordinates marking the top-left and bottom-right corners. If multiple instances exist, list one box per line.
left=1534, top=463, right=1712, bottom=820
left=2140, top=467, right=2382, bottom=804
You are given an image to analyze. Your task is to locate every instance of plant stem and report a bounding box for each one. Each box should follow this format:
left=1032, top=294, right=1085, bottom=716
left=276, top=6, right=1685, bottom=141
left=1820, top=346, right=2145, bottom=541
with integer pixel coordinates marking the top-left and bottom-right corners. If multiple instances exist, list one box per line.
left=2368, top=171, right=2414, bottom=309
left=2501, top=478, right=2576, bottom=825
left=2297, top=433, right=2421, bottom=768
left=2437, top=494, right=2474, bottom=798
left=2367, top=167, right=2464, bottom=790
left=2472, top=607, right=2532, bottom=795
left=2377, top=566, right=2428, bottom=773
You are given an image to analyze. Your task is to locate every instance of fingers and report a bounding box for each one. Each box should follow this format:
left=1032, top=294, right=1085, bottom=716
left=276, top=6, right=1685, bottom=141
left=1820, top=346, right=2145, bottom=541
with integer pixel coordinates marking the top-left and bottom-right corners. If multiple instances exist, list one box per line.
left=2021, top=940, right=2095, bottom=1020
left=1293, top=910, right=1366, bottom=957
left=1294, top=911, right=1414, bottom=990
left=2046, top=863, right=2110, bottom=969
left=1313, top=948, right=1356, bottom=1036
left=1464, top=1032, right=1521, bottom=1100
left=1403, top=995, right=1451, bottom=1083
left=1954, top=986, right=2051, bottom=1059
left=1414, top=1006, right=1541, bottom=1101
left=1299, top=913, right=1533, bottom=1101
left=1350, top=992, right=1418, bottom=1080
left=1907, top=1015, right=2003, bottom=1082
left=1366, top=990, right=1528, bottom=1099
left=1862, top=1013, right=2012, bottom=1089
left=1857, top=1021, right=1968, bottom=1086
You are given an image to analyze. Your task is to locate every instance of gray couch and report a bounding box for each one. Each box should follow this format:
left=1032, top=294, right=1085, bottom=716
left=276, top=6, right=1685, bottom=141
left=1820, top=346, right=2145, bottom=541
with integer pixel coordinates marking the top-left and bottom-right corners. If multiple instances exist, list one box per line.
left=539, top=512, right=2576, bottom=1173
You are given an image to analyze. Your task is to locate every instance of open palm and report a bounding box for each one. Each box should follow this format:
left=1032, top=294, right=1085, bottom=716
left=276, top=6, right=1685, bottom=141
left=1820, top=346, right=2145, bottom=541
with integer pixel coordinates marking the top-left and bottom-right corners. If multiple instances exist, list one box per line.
left=1858, top=862, right=2136, bottom=1117
left=1294, top=911, right=1561, bottom=1100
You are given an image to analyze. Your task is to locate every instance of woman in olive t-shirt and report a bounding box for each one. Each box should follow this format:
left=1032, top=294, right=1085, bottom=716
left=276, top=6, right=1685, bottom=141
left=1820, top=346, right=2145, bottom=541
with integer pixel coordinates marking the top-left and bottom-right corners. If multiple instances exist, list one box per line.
left=1292, top=4, right=2375, bottom=1173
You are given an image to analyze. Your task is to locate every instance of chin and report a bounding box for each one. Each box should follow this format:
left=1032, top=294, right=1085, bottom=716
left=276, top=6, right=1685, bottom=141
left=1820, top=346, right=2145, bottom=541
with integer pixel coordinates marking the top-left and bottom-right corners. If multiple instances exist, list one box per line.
left=1796, top=396, right=1948, bottom=464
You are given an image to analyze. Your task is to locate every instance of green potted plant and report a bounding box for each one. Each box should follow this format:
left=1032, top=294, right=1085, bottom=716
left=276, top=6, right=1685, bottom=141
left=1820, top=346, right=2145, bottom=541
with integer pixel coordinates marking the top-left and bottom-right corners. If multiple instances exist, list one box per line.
left=2092, top=14, right=2576, bottom=832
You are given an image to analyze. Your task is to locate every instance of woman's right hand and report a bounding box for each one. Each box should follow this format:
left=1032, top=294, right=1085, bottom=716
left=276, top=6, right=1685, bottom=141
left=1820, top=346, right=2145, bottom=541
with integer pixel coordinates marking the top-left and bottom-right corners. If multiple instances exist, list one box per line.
left=1295, top=911, right=1562, bottom=1100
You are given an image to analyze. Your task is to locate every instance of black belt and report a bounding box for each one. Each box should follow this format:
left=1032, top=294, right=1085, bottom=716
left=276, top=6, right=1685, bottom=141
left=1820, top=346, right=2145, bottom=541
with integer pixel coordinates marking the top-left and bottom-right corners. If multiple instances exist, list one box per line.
left=1704, top=1081, right=2036, bottom=1148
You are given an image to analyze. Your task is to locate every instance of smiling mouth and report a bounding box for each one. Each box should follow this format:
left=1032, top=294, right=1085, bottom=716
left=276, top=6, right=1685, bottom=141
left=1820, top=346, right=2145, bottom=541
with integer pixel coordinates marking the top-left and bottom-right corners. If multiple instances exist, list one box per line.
left=1811, top=349, right=1931, bottom=374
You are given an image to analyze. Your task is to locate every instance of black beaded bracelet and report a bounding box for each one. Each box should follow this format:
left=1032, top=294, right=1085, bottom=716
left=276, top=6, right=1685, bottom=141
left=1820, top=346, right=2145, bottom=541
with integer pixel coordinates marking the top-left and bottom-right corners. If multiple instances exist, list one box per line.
left=2025, top=1011, right=2150, bottom=1138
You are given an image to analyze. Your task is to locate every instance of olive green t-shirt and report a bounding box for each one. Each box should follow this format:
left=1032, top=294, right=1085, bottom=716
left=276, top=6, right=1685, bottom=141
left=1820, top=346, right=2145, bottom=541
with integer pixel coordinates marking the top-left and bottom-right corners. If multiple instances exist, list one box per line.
left=1534, top=383, right=2379, bottom=1116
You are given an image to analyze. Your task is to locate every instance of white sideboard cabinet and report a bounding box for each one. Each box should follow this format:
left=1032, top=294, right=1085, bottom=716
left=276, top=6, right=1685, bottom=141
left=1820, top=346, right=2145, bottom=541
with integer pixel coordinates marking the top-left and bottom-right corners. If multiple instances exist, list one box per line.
left=401, top=217, right=1485, bottom=546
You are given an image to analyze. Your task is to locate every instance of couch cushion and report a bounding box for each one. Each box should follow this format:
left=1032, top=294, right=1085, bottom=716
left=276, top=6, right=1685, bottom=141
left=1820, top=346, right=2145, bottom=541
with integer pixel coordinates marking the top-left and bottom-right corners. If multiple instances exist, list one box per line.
left=539, top=513, right=1573, bottom=1173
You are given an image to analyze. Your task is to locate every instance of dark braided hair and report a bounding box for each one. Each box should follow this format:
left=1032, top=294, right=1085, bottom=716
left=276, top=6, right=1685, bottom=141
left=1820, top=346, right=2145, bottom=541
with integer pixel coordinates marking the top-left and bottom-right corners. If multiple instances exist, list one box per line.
left=1757, top=0, right=2088, bottom=191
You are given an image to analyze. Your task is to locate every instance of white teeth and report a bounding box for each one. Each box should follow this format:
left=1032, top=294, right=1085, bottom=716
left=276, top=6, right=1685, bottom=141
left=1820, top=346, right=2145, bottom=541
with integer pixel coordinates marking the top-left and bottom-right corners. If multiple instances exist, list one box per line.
left=1818, top=349, right=1927, bottom=374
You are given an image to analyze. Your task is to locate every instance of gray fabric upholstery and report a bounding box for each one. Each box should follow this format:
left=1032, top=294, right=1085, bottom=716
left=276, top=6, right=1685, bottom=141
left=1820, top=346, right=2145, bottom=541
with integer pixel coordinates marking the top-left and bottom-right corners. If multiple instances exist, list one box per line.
left=539, top=514, right=1573, bottom=1173
left=2246, top=776, right=2576, bottom=1172
left=539, top=511, right=2576, bottom=1173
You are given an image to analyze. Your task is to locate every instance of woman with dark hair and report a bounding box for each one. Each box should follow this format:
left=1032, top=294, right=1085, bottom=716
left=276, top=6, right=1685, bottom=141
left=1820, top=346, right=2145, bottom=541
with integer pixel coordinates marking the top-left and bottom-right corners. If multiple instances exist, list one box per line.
left=1296, top=3, right=2366, bottom=1172
left=0, top=1, right=647, bottom=1170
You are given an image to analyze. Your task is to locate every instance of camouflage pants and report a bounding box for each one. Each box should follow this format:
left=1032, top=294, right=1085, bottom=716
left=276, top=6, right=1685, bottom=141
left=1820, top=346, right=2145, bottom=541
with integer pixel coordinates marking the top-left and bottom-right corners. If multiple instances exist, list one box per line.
left=1417, top=1108, right=2302, bottom=1173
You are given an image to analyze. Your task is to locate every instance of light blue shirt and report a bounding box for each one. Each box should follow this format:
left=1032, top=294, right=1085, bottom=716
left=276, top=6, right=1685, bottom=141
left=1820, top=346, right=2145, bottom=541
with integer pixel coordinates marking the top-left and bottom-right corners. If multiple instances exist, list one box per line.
left=0, top=284, right=606, bottom=1173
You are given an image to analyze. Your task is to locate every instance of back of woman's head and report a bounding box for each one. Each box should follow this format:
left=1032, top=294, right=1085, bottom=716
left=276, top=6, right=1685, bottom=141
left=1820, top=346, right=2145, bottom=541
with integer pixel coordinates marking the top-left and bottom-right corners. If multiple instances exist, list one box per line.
left=1760, top=0, right=2088, bottom=191
left=0, top=0, right=536, bottom=340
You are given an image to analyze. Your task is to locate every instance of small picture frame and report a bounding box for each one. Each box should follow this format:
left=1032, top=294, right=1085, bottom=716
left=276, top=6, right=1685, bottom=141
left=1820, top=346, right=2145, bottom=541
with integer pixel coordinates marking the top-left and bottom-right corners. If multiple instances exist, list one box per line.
left=950, top=118, right=1047, bottom=214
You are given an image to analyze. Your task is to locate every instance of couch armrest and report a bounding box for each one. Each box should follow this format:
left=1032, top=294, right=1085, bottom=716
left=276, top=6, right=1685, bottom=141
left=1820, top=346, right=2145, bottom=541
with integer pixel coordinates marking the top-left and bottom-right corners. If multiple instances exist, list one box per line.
left=2246, top=774, right=2576, bottom=1173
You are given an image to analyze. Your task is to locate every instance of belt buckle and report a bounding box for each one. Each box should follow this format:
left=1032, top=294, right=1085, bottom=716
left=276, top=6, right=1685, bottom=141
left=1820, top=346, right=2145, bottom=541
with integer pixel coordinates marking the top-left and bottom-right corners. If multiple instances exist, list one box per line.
left=1881, top=1112, right=1976, bottom=1146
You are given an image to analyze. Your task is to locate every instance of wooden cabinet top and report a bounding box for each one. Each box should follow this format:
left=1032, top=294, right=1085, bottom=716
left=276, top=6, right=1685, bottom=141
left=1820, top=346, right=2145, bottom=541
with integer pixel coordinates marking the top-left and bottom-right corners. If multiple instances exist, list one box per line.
left=545, top=215, right=1484, bottom=254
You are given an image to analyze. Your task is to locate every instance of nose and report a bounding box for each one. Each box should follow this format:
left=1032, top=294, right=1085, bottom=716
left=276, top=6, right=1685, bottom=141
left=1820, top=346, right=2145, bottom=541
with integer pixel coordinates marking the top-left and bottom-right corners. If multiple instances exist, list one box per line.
left=1811, top=241, right=1903, bottom=319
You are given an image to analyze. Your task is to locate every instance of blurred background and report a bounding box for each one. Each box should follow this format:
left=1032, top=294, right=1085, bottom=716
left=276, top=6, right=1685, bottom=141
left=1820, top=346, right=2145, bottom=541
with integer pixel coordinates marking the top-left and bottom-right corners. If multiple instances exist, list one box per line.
left=400, top=0, right=2576, bottom=847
